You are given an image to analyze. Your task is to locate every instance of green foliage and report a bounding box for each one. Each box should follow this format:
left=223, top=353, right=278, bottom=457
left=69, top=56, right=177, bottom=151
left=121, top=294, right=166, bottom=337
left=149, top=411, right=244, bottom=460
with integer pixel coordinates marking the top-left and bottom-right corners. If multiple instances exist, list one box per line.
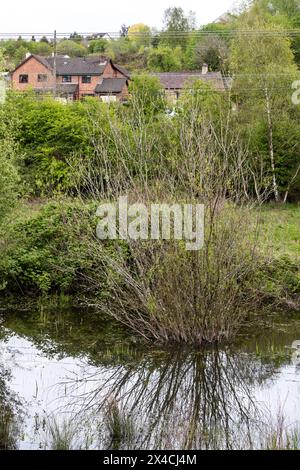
left=230, top=4, right=300, bottom=199
left=147, top=46, right=182, bottom=71
left=3, top=92, right=92, bottom=195
left=0, top=137, right=20, bottom=220
left=161, top=7, right=194, bottom=49
left=128, top=23, right=152, bottom=48
left=129, top=74, right=166, bottom=116
left=88, top=38, right=108, bottom=54
left=0, top=199, right=124, bottom=295
left=56, top=40, right=88, bottom=57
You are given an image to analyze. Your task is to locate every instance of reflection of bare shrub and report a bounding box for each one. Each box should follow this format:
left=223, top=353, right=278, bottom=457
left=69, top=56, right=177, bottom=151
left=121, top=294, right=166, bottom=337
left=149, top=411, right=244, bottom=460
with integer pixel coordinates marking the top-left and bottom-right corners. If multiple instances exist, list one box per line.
left=46, top=417, right=77, bottom=450
left=102, top=397, right=136, bottom=450
left=0, top=369, right=19, bottom=450
left=70, top=349, right=265, bottom=450
left=0, top=405, right=17, bottom=450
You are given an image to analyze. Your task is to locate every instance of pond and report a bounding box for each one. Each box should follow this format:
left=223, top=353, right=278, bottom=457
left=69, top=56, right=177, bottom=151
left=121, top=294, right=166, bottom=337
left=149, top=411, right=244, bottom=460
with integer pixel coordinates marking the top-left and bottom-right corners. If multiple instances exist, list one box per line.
left=0, top=307, right=300, bottom=450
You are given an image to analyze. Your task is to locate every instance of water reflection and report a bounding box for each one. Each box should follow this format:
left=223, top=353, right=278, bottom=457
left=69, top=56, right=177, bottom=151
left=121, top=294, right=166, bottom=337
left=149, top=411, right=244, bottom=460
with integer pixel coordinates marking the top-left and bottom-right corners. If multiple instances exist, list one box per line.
left=291, top=340, right=300, bottom=367
left=0, top=309, right=300, bottom=450
left=63, top=348, right=279, bottom=449
left=0, top=353, right=21, bottom=449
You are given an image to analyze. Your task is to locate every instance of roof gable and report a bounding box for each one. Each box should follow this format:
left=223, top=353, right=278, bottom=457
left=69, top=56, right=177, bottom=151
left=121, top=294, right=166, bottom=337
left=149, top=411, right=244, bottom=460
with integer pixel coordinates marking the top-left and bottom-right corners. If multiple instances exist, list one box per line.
left=11, top=54, right=53, bottom=74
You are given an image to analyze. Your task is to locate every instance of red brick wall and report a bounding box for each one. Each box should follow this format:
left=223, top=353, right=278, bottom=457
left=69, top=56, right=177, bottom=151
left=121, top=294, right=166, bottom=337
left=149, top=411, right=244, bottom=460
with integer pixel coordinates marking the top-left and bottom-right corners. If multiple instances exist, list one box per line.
left=11, top=56, right=55, bottom=91
left=103, top=61, right=125, bottom=79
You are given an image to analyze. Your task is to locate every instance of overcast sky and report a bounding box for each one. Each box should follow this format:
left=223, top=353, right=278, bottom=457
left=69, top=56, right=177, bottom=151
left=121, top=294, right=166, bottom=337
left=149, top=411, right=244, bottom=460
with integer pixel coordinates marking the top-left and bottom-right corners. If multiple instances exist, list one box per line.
left=1, top=1, right=236, bottom=34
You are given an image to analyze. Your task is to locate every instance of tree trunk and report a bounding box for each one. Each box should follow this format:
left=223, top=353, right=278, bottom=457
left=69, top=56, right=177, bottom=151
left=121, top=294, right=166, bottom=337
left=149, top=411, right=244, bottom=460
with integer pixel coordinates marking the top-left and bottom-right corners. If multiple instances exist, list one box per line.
left=264, top=87, right=280, bottom=202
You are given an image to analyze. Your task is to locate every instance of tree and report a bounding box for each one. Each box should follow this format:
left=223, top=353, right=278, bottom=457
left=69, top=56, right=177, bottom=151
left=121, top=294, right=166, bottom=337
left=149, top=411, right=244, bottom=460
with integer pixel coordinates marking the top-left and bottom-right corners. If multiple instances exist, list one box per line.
left=88, top=38, right=107, bottom=54
left=120, top=24, right=129, bottom=37
left=69, top=32, right=83, bottom=43
left=0, top=138, right=20, bottom=220
left=194, top=35, right=229, bottom=72
left=231, top=4, right=300, bottom=201
left=57, top=40, right=88, bottom=57
left=29, top=41, right=52, bottom=56
left=147, top=46, right=182, bottom=71
left=0, top=92, right=20, bottom=219
left=161, top=7, right=194, bottom=49
left=0, top=49, right=5, bottom=71
left=129, top=74, right=166, bottom=117
left=128, top=23, right=152, bottom=47
left=40, top=36, right=49, bottom=44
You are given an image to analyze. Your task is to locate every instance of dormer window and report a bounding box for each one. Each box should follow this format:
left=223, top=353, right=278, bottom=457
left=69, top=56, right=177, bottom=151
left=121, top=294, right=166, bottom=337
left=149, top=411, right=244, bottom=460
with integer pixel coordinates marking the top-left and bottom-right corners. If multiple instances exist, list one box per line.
left=19, top=74, right=28, bottom=83
left=62, top=75, right=72, bottom=83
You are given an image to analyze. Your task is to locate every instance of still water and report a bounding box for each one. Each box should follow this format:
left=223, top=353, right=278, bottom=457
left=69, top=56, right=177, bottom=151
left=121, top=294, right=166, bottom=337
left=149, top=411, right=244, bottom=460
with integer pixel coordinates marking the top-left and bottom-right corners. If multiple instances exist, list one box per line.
left=0, top=307, right=300, bottom=450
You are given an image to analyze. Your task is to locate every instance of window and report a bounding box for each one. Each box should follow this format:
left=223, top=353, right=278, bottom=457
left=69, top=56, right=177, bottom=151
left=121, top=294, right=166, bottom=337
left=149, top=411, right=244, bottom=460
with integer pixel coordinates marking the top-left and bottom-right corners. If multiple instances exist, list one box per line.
left=38, top=74, right=48, bottom=82
left=62, top=75, right=72, bottom=83
left=82, top=76, right=91, bottom=84
left=101, top=95, right=117, bottom=103
left=19, top=74, right=28, bottom=83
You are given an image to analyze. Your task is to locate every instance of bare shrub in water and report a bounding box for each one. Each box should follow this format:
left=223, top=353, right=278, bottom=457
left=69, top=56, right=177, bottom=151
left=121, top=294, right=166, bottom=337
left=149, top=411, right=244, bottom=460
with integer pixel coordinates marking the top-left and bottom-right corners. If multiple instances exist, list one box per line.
left=90, top=204, right=259, bottom=345
left=73, top=91, right=264, bottom=345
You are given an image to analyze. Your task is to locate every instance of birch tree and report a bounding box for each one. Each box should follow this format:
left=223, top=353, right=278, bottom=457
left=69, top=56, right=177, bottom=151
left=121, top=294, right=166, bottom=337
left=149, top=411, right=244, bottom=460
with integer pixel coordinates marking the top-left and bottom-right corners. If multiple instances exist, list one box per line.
left=230, top=4, right=300, bottom=201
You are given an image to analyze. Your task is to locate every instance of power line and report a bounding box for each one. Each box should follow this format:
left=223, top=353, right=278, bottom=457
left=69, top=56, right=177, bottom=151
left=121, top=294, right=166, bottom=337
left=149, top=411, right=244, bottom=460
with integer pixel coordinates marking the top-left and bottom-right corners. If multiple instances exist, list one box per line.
left=0, top=29, right=300, bottom=39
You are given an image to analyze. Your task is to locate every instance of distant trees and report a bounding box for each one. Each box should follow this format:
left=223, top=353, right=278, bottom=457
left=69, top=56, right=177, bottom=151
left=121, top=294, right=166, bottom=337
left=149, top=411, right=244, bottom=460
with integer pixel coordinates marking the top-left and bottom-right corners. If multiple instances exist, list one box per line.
left=88, top=38, right=107, bottom=54
left=128, top=23, right=152, bottom=48
left=194, top=35, right=229, bottom=72
left=57, top=40, right=88, bottom=57
left=147, top=46, right=182, bottom=71
left=161, top=7, right=196, bottom=48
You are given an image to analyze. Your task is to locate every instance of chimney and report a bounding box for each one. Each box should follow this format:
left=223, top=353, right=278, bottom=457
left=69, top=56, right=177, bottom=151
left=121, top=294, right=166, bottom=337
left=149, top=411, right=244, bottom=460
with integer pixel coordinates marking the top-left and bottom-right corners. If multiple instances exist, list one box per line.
left=202, top=63, right=208, bottom=75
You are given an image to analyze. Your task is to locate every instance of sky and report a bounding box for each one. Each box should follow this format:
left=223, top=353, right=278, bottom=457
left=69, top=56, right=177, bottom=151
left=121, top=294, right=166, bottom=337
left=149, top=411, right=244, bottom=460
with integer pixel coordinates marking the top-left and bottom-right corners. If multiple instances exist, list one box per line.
left=0, top=1, right=236, bottom=34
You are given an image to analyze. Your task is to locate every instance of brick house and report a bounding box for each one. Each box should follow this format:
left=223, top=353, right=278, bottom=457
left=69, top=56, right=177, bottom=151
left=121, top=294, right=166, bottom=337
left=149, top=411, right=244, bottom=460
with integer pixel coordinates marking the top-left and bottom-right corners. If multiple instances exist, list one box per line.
left=10, top=54, right=130, bottom=101
left=153, top=64, right=226, bottom=103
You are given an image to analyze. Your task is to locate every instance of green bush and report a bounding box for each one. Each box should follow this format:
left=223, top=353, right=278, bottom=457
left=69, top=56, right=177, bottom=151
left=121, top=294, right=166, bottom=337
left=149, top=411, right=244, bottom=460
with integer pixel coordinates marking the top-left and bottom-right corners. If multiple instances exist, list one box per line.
left=0, top=199, right=126, bottom=296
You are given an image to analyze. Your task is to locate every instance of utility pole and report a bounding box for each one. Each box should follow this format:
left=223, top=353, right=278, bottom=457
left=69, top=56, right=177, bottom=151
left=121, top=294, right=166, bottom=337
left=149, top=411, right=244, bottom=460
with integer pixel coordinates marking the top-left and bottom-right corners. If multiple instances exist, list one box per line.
left=53, top=29, right=57, bottom=97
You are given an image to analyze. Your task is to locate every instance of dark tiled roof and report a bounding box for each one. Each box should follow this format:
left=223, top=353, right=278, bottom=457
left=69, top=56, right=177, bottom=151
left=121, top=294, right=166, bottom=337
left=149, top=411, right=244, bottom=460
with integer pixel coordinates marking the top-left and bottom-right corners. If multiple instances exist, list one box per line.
left=95, top=78, right=127, bottom=94
left=33, top=84, right=79, bottom=94
left=57, top=83, right=79, bottom=94
left=153, top=71, right=225, bottom=91
left=114, top=64, right=131, bottom=78
left=45, top=56, right=107, bottom=75
left=12, top=54, right=131, bottom=79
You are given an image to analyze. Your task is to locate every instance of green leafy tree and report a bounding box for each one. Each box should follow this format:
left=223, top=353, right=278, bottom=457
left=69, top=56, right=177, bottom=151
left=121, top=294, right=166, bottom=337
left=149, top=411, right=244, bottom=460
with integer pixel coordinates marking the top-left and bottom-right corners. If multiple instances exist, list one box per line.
left=161, top=7, right=194, bottom=49
left=128, top=23, right=152, bottom=48
left=129, top=74, right=166, bottom=117
left=88, top=38, right=107, bottom=54
left=57, top=40, right=88, bottom=57
left=147, top=46, right=182, bottom=71
left=231, top=3, right=300, bottom=201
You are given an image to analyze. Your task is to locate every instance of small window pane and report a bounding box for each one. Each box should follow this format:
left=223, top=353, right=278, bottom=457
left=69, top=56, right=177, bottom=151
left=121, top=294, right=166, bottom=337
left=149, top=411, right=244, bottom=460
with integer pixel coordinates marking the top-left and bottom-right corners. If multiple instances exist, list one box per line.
left=82, top=76, right=91, bottom=84
left=19, top=74, right=28, bottom=83
left=62, top=75, right=72, bottom=83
